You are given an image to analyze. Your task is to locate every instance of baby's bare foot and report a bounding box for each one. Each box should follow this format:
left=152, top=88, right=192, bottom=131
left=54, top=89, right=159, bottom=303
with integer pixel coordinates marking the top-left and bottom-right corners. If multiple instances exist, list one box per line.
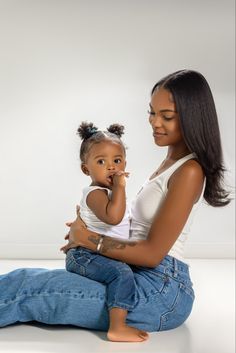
left=107, top=325, right=149, bottom=342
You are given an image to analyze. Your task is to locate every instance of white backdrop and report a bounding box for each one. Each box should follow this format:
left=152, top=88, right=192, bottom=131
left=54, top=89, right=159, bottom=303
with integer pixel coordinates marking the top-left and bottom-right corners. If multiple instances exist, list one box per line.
left=0, top=0, right=235, bottom=259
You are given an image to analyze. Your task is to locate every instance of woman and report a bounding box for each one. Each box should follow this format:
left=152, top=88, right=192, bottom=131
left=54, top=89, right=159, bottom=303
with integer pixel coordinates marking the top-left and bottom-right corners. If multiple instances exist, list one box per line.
left=0, top=70, right=230, bottom=332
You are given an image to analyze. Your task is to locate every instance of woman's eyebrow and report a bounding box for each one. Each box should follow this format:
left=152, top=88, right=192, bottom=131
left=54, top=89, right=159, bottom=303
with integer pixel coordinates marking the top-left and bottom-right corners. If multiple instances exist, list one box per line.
left=160, top=109, right=177, bottom=113
left=149, top=103, right=176, bottom=113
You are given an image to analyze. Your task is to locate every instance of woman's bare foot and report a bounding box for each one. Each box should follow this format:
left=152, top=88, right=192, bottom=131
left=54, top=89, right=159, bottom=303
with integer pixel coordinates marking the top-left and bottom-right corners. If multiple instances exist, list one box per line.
left=107, top=324, right=149, bottom=342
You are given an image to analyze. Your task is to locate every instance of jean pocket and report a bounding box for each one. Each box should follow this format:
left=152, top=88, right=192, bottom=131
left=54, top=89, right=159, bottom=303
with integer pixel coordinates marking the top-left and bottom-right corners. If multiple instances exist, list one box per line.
left=66, top=250, right=87, bottom=276
left=159, top=282, right=195, bottom=331
left=180, top=283, right=195, bottom=300
left=67, top=248, right=101, bottom=276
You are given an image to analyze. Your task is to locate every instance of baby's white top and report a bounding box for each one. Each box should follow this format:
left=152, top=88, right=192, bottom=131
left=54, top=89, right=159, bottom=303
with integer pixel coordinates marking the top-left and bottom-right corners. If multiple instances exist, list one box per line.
left=130, top=153, right=205, bottom=261
left=80, top=186, right=130, bottom=239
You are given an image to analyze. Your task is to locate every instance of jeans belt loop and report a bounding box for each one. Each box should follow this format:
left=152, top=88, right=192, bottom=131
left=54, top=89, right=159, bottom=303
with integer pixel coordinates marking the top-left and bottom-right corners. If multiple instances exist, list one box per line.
left=173, top=257, right=178, bottom=278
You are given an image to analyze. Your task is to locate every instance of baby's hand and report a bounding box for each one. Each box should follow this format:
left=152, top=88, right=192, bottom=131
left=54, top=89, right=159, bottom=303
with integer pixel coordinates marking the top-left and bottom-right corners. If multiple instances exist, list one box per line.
left=112, top=171, right=130, bottom=188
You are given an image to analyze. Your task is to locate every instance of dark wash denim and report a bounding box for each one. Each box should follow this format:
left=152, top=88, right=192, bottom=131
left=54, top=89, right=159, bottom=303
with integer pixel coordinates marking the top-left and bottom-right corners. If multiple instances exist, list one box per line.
left=66, top=247, right=136, bottom=311
left=0, top=255, right=194, bottom=332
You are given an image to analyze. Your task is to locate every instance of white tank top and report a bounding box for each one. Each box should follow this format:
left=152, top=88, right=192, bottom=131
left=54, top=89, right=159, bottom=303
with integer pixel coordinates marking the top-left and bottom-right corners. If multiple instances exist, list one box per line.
left=80, top=186, right=130, bottom=239
left=130, top=153, right=205, bottom=261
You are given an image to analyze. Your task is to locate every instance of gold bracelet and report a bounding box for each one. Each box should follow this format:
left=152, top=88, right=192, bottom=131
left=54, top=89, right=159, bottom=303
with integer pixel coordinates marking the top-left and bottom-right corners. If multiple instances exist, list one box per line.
left=96, top=235, right=104, bottom=253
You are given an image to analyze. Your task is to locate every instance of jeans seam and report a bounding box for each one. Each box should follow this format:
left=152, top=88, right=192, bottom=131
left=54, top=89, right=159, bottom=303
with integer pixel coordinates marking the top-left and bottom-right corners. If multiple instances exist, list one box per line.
left=108, top=302, right=135, bottom=311
left=158, top=286, right=181, bottom=331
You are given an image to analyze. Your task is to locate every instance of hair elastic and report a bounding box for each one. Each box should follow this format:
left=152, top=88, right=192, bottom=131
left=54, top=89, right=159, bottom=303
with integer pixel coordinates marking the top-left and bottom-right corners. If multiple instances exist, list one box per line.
left=88, top=127, right=98, bottom=135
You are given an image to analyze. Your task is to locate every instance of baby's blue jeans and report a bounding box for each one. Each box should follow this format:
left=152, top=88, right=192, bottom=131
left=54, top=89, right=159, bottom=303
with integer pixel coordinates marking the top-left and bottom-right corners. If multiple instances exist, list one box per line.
left=66, top=247, right=136, bottom=311
left=0, top=255, right=194, bottom=332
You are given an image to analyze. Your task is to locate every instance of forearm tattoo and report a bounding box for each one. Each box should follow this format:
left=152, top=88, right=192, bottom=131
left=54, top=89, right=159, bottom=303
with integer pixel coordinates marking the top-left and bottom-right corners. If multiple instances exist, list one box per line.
left=88, top=234, right=137, bottom=254
left=88, top=234, right=100, bottom=247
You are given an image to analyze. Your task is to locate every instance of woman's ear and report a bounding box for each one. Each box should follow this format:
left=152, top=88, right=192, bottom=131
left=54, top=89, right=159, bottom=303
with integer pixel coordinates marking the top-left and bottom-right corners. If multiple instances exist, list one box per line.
left=81, top=163, right=89, bottom=175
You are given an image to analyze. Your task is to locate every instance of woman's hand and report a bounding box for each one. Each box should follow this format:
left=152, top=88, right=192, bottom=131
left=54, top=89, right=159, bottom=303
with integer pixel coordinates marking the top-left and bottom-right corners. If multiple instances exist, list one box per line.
left=60, top=206, right=88, bottom=254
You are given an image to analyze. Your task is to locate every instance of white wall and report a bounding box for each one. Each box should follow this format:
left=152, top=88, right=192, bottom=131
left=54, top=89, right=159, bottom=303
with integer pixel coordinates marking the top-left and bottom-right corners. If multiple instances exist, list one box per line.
left=0, top=0, right=235, bottom=259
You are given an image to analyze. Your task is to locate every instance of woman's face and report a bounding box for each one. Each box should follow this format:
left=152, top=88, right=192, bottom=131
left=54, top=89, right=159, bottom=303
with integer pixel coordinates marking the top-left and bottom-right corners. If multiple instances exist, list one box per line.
left=148, top=87, right=184, bottom=148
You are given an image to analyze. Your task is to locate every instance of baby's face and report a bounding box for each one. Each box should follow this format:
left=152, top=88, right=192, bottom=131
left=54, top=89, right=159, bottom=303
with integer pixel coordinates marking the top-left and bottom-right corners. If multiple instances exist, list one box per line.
left=82, top=140, right=126, bottom=188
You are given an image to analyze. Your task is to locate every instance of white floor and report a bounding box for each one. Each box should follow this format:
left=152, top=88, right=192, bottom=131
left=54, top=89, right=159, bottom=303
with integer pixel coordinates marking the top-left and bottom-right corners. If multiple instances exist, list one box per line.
left=0, top=259, right=235, bottom=353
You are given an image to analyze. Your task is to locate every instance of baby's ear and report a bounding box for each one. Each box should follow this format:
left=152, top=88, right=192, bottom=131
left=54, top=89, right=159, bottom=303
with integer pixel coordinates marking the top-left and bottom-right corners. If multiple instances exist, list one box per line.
left=81, top=163, right=90, bottom=176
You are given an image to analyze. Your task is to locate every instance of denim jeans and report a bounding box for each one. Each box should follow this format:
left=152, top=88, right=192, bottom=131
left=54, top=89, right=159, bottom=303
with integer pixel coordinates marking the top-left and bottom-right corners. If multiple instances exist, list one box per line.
left=66, top=247, right=136, bottom=311
left=0, top=255, right=194, bottom=332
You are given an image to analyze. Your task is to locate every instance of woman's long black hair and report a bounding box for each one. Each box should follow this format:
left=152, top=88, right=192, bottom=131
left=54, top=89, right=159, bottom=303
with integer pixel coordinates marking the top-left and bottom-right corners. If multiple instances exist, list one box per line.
left=152, top=69, right=230, bottom=207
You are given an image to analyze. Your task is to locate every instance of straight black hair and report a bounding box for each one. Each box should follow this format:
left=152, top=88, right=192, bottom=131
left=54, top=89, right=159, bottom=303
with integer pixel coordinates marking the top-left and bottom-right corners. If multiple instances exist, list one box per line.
left=152, top=69, right=230, bottom=207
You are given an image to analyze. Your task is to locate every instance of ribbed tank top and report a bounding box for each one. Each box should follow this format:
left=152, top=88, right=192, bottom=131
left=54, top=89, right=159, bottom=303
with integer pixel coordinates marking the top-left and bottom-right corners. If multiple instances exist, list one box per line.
left=130, top=153, right=205, bottom=261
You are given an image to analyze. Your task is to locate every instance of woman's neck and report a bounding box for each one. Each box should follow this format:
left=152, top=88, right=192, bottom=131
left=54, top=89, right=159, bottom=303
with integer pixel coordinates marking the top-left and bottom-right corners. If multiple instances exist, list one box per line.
left=166, top=146, right=191, bottom=161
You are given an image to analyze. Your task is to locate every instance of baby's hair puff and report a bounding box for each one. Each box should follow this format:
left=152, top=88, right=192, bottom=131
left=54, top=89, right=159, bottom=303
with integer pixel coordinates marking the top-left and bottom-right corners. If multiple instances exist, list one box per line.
left=107, top=124, right=125, bottom=138
left=78, top=121, right=126, bottom=163
left=77, top=122, right=99, bottom=140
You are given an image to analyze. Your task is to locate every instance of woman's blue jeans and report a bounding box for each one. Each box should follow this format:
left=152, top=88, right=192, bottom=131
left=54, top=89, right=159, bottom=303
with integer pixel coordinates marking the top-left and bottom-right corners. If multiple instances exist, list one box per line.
left=0, top=255, right=194, bottom=332
left=66, top=247, right=136, bottom=311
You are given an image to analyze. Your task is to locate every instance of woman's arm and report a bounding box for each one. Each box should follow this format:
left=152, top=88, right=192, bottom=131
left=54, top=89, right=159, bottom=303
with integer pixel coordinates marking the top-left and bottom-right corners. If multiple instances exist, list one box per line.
left=62, top=161, right=204, bottom=267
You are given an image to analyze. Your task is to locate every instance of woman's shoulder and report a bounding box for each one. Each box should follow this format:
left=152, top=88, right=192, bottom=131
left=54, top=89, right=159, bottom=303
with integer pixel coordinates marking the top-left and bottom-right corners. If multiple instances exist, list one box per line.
left=178, top=158, right=204, bottom=178
left=169, top=158, right=205, bottom=192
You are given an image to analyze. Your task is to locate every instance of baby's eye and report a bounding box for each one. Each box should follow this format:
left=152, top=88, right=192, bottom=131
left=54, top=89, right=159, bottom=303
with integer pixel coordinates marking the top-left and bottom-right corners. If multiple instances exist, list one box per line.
left=148, top=110, right=155, bottom=116
left=114, top=158, right=122, bottom=164
left=97, top=159, right=105, bottom=165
